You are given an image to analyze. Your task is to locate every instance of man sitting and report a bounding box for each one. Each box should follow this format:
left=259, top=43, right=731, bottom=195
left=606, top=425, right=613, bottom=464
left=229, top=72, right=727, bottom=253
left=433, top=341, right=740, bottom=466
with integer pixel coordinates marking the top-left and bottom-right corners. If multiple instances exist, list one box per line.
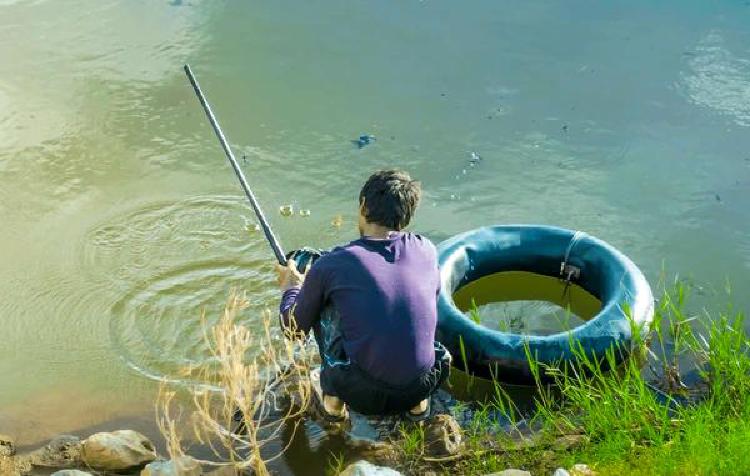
left=277, top=169, right=450, bottom=419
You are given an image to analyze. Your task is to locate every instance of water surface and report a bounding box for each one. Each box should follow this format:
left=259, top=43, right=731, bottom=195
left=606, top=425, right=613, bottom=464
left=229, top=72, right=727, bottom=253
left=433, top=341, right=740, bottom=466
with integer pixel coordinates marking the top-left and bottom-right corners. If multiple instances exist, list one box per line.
left=1, top=0, right=750, bottom=473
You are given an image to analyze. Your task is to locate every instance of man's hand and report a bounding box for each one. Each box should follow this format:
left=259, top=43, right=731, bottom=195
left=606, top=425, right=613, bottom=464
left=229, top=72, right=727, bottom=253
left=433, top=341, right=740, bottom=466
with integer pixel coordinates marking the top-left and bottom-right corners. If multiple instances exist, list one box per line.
left=276, top=259, right=309, bottom=292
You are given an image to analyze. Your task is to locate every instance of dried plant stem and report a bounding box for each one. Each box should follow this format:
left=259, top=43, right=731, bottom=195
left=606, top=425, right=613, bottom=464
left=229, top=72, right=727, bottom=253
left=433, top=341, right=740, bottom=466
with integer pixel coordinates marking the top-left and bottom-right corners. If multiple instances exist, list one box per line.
left=156, top=289, right=314, bottom=475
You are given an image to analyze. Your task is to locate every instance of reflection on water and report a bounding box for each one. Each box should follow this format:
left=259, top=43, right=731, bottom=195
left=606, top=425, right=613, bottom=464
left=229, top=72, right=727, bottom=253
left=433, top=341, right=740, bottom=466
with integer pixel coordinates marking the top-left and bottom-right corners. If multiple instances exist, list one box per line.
left=681, top=32, right=750, bottom=127
left=1, top=0, right=750, bottom=472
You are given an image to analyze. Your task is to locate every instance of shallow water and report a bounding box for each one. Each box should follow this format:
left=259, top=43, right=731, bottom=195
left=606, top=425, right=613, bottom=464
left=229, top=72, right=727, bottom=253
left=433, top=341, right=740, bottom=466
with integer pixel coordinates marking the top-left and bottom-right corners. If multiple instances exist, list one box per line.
left=1, top=0, right=750, bottom=472
left=473, top=301, right=587, bottom=335
left=453, top=272, right=600, bottom=336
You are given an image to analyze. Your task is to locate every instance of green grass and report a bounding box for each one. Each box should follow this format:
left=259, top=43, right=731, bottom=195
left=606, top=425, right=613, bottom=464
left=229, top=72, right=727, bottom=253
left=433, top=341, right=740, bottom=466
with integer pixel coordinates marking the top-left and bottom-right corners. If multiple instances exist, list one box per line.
left=543, top=280, right=750, bottom=475
left=325, top=451, right=347, bottom=476
left=395, top=279, right=750, bottom=475
left=469, top=298, right=482, bottom=325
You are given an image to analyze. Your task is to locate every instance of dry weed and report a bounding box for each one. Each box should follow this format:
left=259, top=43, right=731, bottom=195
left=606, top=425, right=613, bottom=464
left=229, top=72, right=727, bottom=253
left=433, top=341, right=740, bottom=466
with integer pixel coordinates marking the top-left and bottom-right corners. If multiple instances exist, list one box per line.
left=156, top=289, right=314, bottom=475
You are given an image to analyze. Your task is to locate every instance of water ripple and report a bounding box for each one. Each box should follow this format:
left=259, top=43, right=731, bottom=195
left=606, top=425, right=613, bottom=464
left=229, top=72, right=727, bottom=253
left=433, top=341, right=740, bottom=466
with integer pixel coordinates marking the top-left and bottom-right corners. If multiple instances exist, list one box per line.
left=108, top=259, right=276, bottom=386
left=80, top=195, right=264, bottom=281
left=79, top=195, right=280, bottom=384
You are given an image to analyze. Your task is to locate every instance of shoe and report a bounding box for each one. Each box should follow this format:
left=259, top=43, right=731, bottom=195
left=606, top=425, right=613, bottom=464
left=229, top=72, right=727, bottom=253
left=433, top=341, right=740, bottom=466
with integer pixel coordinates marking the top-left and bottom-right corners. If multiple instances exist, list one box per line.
left=323, top=395, right=347, bottom=418
left=405, top=398, right=431, bottom=422
left=310, top=367, right=348, bottom=423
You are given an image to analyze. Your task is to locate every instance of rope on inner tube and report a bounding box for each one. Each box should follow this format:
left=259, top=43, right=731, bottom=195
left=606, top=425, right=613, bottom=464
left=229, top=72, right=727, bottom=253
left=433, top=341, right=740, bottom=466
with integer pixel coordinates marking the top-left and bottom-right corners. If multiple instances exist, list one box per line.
left=560, top=230, right=586, bottom=298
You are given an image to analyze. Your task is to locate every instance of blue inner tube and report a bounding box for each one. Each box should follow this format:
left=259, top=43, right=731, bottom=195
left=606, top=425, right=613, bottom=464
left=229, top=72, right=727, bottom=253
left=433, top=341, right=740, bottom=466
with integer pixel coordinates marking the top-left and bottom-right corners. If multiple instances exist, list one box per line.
left=436, top=225, right=654, bottom=383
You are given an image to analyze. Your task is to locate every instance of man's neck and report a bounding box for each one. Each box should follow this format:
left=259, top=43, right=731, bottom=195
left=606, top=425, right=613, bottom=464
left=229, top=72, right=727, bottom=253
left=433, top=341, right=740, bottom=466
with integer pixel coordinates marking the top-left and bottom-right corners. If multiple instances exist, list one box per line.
left=361, top=224, right=397, bottom=240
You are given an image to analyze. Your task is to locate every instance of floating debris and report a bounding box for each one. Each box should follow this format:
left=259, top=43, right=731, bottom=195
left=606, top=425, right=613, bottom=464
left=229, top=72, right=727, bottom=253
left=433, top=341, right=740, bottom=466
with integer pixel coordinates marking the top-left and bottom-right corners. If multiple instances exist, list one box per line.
left=279, top=205, right=294, bottom=217
left=454, top=152, right=484, bottom=180
left=331, top=214, right=344, bottom=229
left=352, top=134, right=376, bottom=149
left=299, top=209, right=311, bottom=217
left=562, top=124, right=569, bottom=133
left=246, top=223, right=261, bottom=233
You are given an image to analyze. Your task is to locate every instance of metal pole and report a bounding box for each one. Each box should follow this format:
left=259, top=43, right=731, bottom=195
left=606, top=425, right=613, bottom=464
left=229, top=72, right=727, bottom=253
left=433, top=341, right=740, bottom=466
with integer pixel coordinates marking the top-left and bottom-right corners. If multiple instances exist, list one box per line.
left=183, top=64, right=287, bottom=265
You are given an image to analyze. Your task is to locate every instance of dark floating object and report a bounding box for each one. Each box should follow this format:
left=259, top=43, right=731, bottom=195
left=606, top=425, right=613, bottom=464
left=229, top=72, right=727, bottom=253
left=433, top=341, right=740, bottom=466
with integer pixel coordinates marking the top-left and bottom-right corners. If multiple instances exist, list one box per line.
left=352, top=134, right=376, bottom=149
left=715, top=194, right=721, bottom=202
left=562, top=124, right=569, bottom=132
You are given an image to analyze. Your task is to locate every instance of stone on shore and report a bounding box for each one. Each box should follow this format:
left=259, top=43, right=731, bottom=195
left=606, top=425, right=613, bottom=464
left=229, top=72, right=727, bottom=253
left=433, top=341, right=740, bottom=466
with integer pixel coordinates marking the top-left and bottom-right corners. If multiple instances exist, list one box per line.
left=0, top=434, right=15, bottom=457
left=22, top=435, right=83, bottom=468
left=553, top=469, right=571, bottom=476
left=570, top=464, right=597, bottom=476
left=141, top=456, right=202, bottom=476
left=354, top=440, right=399, bottom=468
left=424, top=414, right=462, bottom=456
left=339, top=460, right=403, bottom=476
left=0, top=454, right=15, bottom=475
left=51, top=470, right=95, bottom=476
left=81, top=430, right=156, bottom=471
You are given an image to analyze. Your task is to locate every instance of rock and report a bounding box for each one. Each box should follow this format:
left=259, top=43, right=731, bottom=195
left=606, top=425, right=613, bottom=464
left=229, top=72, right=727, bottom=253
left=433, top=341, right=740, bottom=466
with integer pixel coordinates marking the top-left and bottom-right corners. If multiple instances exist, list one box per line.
left=338, top=460, right=402, bottom=476
left=484, top=470, right=531, bottom=476
left=0, top=434, right=15, bottom=457
left=570, top=464, right=597, bottom=476
left=553, top=469, right=571, bottom=476
left=141, top=456, right=201, bottom=476
left=0, top=454, right=17, bottom=476
left=424, top=414, right=462, bottom=457
left=21, top=435, right=82, bottom=468
left=51, top=471, right=95, bottom=476
left=81, top=430, right=156, bottom=471
left=357, top=442, right=399, bottom=467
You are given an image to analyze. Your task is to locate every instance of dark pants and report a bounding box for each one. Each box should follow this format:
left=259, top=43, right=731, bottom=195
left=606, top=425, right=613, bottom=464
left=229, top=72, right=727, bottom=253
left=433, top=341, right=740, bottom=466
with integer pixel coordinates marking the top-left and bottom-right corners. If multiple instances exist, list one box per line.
left=313, top=306, right=451, bottom=416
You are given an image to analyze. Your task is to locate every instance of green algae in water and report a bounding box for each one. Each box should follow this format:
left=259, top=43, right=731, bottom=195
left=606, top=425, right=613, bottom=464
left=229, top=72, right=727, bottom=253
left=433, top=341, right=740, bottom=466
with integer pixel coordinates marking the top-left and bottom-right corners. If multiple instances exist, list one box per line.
left=453, top=271, right=602, bottom=336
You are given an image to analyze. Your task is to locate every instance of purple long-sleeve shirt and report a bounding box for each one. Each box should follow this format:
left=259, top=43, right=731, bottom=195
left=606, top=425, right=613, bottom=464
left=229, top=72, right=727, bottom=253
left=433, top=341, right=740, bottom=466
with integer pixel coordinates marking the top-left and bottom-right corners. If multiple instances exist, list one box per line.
left=280, top=232, right=439, bottom=386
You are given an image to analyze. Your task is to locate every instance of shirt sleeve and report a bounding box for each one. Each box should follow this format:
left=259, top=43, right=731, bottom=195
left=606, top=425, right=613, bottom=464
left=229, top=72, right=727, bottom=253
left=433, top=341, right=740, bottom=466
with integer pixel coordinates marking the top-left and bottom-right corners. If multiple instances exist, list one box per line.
left=278, top=261, right=327, bottom=334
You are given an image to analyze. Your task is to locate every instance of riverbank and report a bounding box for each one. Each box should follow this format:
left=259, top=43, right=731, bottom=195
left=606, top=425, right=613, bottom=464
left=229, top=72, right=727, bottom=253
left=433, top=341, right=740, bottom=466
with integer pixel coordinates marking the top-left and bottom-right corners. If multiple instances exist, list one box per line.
left=3, top=281, right=747, bottom=476
left=371, top=281, right=749, bottom=476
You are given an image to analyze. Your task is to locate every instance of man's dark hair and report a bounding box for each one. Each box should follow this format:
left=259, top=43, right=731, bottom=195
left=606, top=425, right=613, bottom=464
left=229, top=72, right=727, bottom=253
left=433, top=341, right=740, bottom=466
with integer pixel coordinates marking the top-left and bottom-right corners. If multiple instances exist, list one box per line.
left=359, top=170, right=421, bottom=230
